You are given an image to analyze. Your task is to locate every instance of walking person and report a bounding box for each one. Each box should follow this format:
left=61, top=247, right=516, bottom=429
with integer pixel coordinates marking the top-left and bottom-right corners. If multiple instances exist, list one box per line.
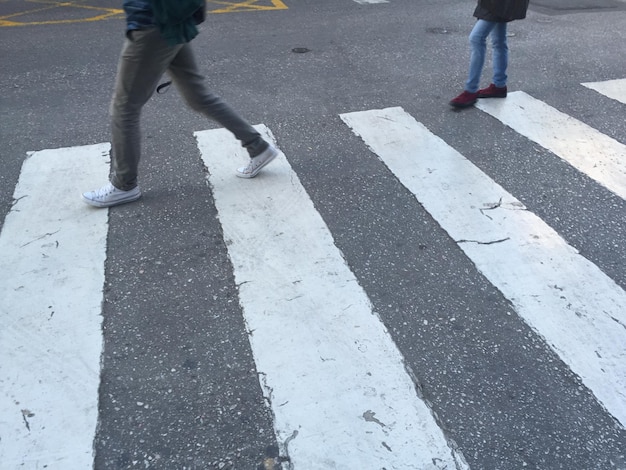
left=449, top=0, right=530, bottom=109
left=82, top=0, right=279, bottom=208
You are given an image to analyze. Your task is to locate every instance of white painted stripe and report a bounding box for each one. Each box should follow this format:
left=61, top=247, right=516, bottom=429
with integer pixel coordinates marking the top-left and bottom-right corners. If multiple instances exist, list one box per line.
left=194, top=127, right=467, bottom=469
left=340, top=107, right=626, bottom=427
left=582, top=78, right=626, bottom=104
left=0, top=144, right=110, bottom=468
left=475, top=91, right=626, bottom=200
left=353, top=0, right=389, bottom=4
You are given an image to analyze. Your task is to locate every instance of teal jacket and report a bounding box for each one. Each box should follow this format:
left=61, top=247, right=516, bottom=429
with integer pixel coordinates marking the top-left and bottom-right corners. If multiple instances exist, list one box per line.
left=123, top=0, right=205, bottom=45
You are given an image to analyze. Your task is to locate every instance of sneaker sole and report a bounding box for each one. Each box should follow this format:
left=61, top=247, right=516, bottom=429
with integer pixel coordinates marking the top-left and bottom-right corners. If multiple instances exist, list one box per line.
left=449, top=101, right=476, bottom=108
left=81, top=192, right=142, bottom=208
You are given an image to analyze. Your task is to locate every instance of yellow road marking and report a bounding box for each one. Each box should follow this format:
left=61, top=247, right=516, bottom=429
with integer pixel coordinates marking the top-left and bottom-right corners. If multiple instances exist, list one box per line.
left=0, top=0, right=123, bottom=27
left=208, top=0, right=287, bottom=13
left=0, top=0, right=287, bottom=27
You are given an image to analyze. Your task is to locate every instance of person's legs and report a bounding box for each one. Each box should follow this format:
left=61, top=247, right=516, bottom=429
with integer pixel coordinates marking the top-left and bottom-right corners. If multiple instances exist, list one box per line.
left=167, top=44, right=268, bottom=158
left=465, top=19, right=498, bottom=93
left=491, top=22, right=509, bottom=88
left=110, top=28, right=183, bottom=190
left=86, top=29, right=277, bottom=207
left=451, top=19, right=499, bottom=108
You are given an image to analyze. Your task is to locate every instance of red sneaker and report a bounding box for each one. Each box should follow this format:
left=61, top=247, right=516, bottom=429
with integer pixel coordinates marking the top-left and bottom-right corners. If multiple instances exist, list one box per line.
left=449, top=90, right=478, bottom=108
left=477, top=84, right=507, bottom=98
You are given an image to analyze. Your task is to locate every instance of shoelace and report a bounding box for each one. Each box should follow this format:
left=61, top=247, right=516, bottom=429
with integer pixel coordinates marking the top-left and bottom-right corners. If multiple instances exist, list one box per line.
left=94, top=184, right=116, bottom=198
left=243, top=160, right=259, bottom=173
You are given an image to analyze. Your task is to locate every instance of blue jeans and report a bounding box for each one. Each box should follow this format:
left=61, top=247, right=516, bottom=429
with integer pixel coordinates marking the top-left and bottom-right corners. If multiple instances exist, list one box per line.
left=465, top=20, right=508, bottom=93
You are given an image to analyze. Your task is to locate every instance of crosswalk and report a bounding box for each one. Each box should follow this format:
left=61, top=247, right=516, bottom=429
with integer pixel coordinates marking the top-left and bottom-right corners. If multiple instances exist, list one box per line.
left=340, top=106, right=626, bottom=427
left=0, top=145, right=109, bottom=468
left=476, top=91, right=626, bottom=200
left=583, top=78, right=626, bottom=105
left=1, top=79, right=625, bottom=468
left=196, top=125, right=466, bottom=469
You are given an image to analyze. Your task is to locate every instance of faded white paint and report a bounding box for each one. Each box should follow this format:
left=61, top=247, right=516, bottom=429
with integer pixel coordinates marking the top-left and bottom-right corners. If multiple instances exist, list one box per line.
left=582, top=78, right=626, bottom=104
left=340, top=107, right=626, bottom=428
left=0, top=144, right=110, bottom=468
left=476, top=91, right=626, bottom=200
left=194, top=127, right=467, bottom=470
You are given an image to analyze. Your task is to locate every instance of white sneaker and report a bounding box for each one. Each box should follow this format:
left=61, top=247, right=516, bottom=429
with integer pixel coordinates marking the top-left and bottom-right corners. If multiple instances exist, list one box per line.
left=236, top=144, right=279, bottom=178
left=82, top=182, right=141, bottom=208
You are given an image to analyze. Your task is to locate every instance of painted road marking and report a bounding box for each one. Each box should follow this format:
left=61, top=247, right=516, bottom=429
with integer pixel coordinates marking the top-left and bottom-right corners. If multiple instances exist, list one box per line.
left=340, top=107, right=626, bottom=428
left=0, top=1, right=123, bottom=27
left=475, top=91, right=626, bottom=200
left=194, top=127, right=468, bottom=469
left=582, top=78, right=626, bottom=105
left=0, top=0, right=286, bottom=27
left=0, top=144, right=110, bottom=468
left=208, top=0, right=288, bottom=13
left=352, top=0, right=389, bottom=4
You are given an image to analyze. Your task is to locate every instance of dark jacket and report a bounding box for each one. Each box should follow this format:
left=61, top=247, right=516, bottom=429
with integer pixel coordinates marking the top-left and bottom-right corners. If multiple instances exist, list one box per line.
left=474, top=0, right=530, bottom=22
left=150, top=0, right=205, bottom=45
left=122, top=0, right=205, bottom=45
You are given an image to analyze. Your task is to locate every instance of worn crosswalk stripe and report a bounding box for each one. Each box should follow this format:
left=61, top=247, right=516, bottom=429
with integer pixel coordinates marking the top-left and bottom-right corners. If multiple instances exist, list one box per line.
left=194, top=126, right=468, bottom=469
left=476, top=91, right=626, bottom=200
left=582, top=78, right=626, bottom=105
left=340, top=107, right=626, bottom=428
left=0, top=144, right=110, bottom=468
